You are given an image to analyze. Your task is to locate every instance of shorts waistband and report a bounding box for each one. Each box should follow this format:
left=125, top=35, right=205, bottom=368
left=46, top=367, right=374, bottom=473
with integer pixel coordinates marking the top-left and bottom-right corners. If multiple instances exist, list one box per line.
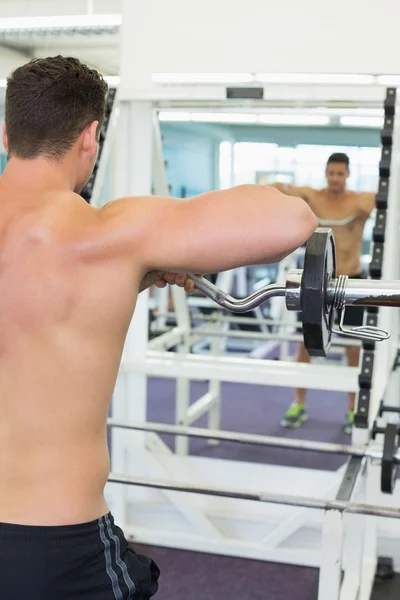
left=0, top=512, right=114, bottom=540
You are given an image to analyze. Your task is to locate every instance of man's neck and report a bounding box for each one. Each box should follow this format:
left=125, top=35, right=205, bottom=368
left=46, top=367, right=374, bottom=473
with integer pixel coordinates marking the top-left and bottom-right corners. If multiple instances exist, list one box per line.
left=1, top=156, right=76, bottom=192
left=326, top=188, right=348, bottom=200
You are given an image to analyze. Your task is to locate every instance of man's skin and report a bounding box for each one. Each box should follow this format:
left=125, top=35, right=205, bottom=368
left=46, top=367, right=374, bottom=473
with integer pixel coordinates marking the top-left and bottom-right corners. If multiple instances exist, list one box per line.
left=274, top=160, right=376, bottom=413
left=0, top=120, right=317, bottom=527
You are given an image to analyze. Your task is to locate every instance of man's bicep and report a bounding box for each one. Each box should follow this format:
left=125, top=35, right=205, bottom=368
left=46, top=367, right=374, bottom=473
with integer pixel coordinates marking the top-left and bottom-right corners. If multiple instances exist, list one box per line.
left=271, top=183, right=311, bottom=201
left=110, top=193, right=232, bottom=274
left=112, top=186, right=317, bottom=275
left=297, top=186, right=314, bottom=202
left=357, top=192, right=376, bottom=220
left=99, top=195, right=185, bottom=274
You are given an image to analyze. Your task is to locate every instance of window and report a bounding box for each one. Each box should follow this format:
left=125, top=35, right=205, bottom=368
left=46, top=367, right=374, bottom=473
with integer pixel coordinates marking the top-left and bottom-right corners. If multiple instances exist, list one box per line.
left=222, top=142, right=380, bottom=193
left=219, top=141, right=233, bottom=189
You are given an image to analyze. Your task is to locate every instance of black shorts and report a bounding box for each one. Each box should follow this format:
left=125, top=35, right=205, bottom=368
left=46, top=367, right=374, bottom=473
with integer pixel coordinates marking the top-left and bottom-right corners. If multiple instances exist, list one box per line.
left=337, top=273, right=365, bottom=328
left=0, top=512, right=159, bottom=600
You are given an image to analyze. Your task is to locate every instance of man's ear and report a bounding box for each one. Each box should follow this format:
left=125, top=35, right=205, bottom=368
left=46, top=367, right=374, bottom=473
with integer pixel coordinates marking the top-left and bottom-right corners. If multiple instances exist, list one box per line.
left=81, top=121, right=99, bottom=156
left=2, top=124, right=9, bottom=153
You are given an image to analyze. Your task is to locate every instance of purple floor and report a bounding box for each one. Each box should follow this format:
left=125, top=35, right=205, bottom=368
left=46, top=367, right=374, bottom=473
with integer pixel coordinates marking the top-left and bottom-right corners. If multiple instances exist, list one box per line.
left=134, top=542, right=318, bottom=600
left=146, top=378, right=349, bottom=471
left=126, top=376, right=351, bottom=599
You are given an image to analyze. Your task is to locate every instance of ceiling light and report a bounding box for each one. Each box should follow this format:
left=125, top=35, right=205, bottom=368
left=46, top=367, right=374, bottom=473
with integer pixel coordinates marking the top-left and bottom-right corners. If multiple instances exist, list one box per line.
left=255, top=73, right=375, bottom=85
left=191, top=113, right=258, bottom=124
left=259, top=114, right=330, bottom=126
left=158, top=112, right=191, bottom=122
left=315, top=107, right=383, bottom=117
left=340, top=116, right=384, bottom=128
left=376, top=75, right=400, bottom=86
left=0, top=14, right=122, bottom=31
left=152, top=73, right=254, bottom=84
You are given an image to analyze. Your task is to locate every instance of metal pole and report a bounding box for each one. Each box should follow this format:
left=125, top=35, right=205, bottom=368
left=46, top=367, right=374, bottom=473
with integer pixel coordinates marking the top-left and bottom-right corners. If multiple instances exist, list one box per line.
left=107, top=418, right=395, bottom=463
left=340, top=279, right=400, bottom=308
left=186, top=327, right=350, bottom=345
left=189, top=275, right=286, bottom=313
left=107, top=473, right=400, bottom=519
left=190, top=273, right=400, bottom=313
left=154, top=313, right=361, bottom=347
left=156, top=311, right=292, bottom=327
left=317, top=510, right=343, bottom=600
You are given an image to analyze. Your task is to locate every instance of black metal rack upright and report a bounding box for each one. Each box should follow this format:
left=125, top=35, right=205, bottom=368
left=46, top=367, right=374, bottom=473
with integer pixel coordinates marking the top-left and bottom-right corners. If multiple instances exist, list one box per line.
left=355, top=88, right=396, bottom=432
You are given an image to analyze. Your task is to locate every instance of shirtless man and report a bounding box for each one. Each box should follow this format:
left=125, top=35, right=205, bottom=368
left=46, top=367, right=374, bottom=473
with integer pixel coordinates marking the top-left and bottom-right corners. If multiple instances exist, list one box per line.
left=273, top=153, right=375, bottom=434
left=0, top=56, right=317, bottom=600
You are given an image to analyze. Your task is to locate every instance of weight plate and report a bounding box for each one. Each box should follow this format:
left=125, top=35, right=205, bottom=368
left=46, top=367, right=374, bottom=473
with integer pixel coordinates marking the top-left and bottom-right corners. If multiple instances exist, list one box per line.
left=301, top=228, right=336, bottom=357
left=381, top=423, right=399, bottom=494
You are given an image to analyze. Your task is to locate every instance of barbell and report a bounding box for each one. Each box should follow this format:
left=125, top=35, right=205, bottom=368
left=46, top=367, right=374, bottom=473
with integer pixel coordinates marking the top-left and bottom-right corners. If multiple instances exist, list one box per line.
left=108, top=471, right=400, bottom=519
left=189, top=228, right=399, bottom=357
left=108, top=418, right=399, bottom=494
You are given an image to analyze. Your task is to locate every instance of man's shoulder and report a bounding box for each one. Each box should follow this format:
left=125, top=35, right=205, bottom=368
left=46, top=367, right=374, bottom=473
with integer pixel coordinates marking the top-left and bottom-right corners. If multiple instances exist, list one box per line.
left=54, top=192, right=101, bottom=228
left=49, top=192, right=103, bottom=252
left=56, top=191, right=97, bottom=212
left=63, top=195, right=148, bottom=263
left=307, top=187, right=325, bottom=203
left=346, top=189, right=374, bottom=200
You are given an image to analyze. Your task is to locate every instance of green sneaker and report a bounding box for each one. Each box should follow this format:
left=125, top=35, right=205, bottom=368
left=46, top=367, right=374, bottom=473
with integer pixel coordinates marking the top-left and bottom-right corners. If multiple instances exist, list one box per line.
left=344, top=410, right=354, bottom=435
left=280, top=403, right=308, bottom=428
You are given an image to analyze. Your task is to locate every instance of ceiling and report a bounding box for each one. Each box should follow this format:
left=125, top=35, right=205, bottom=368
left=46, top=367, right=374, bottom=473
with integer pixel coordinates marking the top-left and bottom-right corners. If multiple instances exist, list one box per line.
left=0, top=0, right=392, bottom=120
left=0, top=0, right=121, bottom=76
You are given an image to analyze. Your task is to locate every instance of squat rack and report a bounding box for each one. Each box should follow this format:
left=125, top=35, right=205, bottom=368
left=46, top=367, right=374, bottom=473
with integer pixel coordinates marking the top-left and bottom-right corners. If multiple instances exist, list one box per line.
left=80, top=7, right=400, bottom=596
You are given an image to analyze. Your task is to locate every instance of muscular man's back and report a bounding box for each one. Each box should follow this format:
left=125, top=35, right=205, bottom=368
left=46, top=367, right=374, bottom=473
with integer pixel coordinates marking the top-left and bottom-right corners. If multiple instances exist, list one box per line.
left=0, top=55, right=317, bottom=600
left=0, top=180, right=315, bottom=528
left=0, top=188, right=139, bottom=525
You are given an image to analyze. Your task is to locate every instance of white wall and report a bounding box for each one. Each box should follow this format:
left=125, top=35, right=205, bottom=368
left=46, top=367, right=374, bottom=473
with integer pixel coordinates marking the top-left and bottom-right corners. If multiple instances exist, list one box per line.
left=0, top=0, right=120, bottom=17
left=0, top=46, right=32, bottom=76
left=0, top=0, right=121, bottom=77
left=121, top=0, right=400, bottom=90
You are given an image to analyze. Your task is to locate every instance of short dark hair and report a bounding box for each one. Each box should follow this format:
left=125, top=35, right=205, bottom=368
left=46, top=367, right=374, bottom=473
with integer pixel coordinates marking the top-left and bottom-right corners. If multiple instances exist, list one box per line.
left=5, top=56, right=108, bottom=160
left=327, top=152, right=350, bottom=169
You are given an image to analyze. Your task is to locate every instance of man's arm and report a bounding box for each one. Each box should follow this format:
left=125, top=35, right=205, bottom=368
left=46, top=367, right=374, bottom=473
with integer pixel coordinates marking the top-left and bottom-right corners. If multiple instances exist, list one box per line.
left=270, top=183, right=314, bottom=202
left=99, top=185, right=317, bottom=276
left=356, top=192, right=376, bottom=221
left=138, top=270, right=165, bottom=293
left=138, top=271, right=196, bottom=294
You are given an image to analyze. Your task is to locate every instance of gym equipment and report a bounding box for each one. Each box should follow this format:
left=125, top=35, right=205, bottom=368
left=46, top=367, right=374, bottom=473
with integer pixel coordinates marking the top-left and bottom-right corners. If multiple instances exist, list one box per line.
left=189, top=227, right=399, bottom=357
left=108, top=417, right=400, bottom=495
left=380, top=423, right=400, bottom=493
left=108, top=472, right=400, bottom=519
left=372, top=419, right=400, bottom=494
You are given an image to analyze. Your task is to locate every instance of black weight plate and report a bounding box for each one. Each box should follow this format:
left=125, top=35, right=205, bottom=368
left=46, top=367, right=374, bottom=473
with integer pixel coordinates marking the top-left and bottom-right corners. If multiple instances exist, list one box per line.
left=301, top=228, right=336, bottom=357
left=381, top=423, right=399, bottom=494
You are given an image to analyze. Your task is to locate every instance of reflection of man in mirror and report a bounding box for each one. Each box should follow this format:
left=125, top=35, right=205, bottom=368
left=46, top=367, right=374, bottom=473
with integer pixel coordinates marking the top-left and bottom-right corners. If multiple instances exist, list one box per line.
left=272, top=153, right=376, bottom=434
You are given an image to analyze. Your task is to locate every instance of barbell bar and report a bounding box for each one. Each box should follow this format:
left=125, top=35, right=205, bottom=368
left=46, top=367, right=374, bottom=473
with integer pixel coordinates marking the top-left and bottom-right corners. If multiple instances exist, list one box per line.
left=107, top=419, right=398, bottom=494
left=108, top=418, right=385, bottom=460
left=189, top=228, right=400, bottom=357
left=108, top=471, right=400, bottom=519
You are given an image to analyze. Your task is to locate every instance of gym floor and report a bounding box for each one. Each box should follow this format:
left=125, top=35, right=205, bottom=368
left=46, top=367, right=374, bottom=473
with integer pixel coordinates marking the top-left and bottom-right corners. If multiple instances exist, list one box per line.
left=146, top=377, right=349, bottom=471
left=128, top=376, right=350, bottom=599
left=134, top=541, right=318, bottom=600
